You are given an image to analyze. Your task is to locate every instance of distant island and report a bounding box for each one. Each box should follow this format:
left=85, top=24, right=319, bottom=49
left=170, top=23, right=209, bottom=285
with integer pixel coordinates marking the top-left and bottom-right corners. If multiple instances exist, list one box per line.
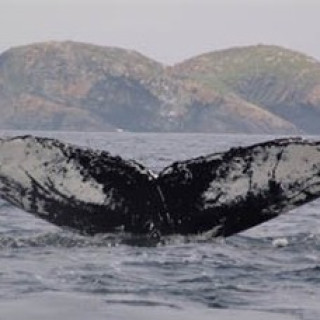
left=0, top=41, right=320, bottom=134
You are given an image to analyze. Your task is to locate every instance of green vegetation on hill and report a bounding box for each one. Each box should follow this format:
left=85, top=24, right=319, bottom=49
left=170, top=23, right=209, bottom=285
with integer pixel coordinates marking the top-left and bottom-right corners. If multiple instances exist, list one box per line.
left=0, top=42, right=319, bottom=133
left=174, top=45, right=320, bottom=133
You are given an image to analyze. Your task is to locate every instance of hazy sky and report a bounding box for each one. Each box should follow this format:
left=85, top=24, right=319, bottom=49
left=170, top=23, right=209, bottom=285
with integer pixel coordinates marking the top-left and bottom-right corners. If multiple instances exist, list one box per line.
left=1, top=0, right=319, bottom=64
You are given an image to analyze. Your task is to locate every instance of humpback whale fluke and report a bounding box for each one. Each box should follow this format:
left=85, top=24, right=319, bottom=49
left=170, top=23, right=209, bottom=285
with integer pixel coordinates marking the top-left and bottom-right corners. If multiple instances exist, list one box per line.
left=0, top=136, right=169, bottom=236
left=158, top=138, right=320, bottom=237
left=0, top=135, right=320, bottom=239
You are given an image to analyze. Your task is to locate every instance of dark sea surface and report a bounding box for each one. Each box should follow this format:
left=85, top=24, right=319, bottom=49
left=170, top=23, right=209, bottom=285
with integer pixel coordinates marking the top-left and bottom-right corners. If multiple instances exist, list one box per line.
left=0, top=132, right=319, bottom=320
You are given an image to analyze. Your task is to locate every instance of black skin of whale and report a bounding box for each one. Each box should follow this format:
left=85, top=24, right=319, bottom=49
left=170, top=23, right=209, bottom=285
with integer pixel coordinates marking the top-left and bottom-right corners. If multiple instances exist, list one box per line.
left=0, top=135, right=320, bottom=240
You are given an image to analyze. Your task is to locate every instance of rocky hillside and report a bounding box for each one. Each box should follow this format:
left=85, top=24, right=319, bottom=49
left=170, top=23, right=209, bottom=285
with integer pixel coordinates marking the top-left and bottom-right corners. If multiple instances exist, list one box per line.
left=173, top=45, right=320, bottom=134
left=0, top=41, right=319, bottom=133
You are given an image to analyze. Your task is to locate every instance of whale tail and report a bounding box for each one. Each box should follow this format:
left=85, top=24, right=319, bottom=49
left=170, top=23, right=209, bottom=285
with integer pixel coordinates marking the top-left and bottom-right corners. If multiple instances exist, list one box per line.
left=0, top=136, right=169, bottom=236
left=0, top=135, right=320, bottom=238
left=158, top=138, right=320, bottom=237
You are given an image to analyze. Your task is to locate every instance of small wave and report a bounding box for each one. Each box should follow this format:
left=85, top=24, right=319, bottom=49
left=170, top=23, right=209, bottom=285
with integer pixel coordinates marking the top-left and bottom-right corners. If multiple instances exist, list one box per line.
left=0, top=229, right=232, bottom=249
left=273, top=232, right=320, bottom=251
left=0, top=228, right=319, bottom=250
left=160, top=233, right=227, bottom=246
left=0, top=232, right=120, bottom=249
left=0, top=231, right=170, bottom=249
left=0, top=201, right=14, bottom=209
left=276, top=265, right=320, bottom=284
left=103, top=298, right=179, bottom=309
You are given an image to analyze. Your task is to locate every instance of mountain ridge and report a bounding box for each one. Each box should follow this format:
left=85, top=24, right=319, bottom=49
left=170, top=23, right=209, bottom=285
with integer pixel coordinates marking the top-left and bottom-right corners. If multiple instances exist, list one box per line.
left=173, top=44, right=320, bottom=133
left=0, top=41, right=319, bottom=133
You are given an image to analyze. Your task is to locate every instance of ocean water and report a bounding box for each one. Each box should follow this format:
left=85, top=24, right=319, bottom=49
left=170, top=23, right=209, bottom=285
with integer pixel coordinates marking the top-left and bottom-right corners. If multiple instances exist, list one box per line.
left=0, top=132, right=319, bottom=320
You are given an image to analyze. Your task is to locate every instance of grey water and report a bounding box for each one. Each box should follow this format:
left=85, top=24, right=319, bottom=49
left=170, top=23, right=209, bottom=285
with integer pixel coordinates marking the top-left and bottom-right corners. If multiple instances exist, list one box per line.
left=0, top=132, right=319, bottom=320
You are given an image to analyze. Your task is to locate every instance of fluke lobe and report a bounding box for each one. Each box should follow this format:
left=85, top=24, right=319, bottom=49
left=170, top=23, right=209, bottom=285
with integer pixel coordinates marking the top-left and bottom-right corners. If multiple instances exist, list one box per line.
left=0, top=136, right=320, bottom=239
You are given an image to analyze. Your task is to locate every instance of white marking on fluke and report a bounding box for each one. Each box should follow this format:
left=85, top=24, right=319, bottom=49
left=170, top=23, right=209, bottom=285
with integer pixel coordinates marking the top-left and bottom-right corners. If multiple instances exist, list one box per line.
left=0, top=137, right=106, bottom=206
